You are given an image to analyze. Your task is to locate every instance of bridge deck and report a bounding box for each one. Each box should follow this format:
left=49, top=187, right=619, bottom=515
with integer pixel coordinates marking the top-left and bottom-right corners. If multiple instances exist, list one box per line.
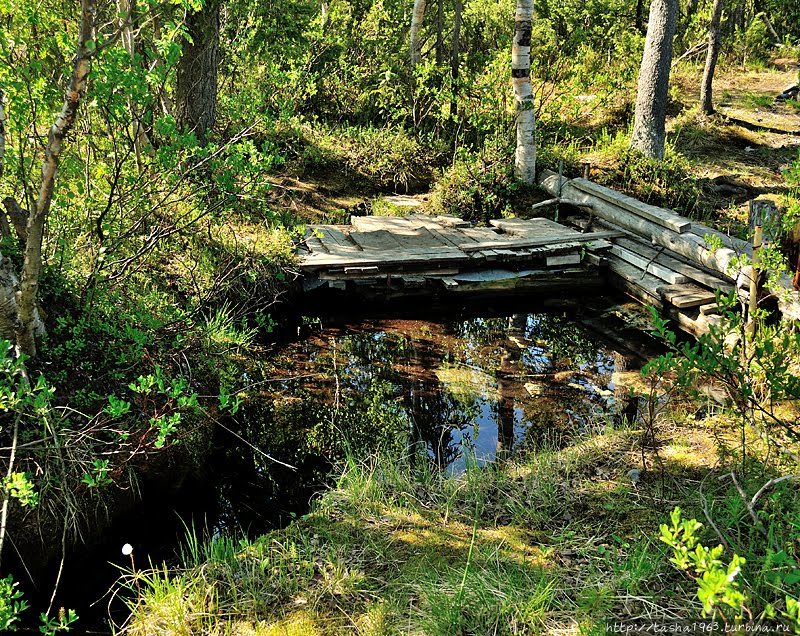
left=299, top=215, right=618, bottom=282
left=296, top=170, right=800, bottom=339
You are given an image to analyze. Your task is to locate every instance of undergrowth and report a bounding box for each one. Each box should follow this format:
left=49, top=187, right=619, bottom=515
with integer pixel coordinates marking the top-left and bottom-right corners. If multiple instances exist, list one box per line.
left=123, top=411, right=800, bottom=634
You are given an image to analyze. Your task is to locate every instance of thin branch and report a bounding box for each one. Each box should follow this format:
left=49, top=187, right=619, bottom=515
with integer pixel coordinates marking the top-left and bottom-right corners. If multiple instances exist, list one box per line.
left=750, top=474, right=797, bottom=509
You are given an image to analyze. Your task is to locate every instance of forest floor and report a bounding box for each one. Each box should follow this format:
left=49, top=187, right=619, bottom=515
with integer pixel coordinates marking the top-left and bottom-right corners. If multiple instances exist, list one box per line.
left=125, top=411, right=797, bottom=634
left=261, top=58, right=799, bottom=232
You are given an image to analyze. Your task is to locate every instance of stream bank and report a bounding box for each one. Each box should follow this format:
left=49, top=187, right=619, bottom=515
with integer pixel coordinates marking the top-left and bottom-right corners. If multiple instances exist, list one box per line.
left=15, top=294, right=664, bottom=632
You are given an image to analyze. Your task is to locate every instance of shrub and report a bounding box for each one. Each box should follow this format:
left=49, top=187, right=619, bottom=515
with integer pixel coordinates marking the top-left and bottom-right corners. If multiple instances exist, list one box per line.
left=427, top=140, right=519, bottom=223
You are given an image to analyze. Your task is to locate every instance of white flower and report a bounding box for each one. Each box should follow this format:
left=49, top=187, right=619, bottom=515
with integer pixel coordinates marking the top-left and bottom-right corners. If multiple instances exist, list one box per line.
left=122, top=543, right=134, bottom=556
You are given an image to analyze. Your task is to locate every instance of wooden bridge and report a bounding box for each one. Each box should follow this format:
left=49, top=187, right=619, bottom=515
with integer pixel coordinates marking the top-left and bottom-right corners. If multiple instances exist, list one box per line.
left=298, top=172, right=800, bottom=337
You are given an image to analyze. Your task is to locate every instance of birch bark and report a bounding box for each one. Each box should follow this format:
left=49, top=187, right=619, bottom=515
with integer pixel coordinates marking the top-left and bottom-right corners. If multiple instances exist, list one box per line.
left=410, top=0, right=427, bottom=66
left=513, top=0, right=536, bottom=184
left=15, top=0, right=96, bottom=355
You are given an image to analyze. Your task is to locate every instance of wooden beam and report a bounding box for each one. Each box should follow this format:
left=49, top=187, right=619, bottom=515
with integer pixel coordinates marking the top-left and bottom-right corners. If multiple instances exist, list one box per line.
left=458, top=231, right=623, bottom=252
left=614, top=237, right=734, bottom=293
left=609, top=245, right=688, bottom=284
left=608, top=259, right=665, bottom=309
left=659, top=283, right=717, bottom=309
left=570, top=177, right=692, bottom=233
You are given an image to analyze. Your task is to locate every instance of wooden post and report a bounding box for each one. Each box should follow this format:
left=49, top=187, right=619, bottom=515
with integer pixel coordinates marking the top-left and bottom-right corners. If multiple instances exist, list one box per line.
left=581, top=161, right=591, bottom=180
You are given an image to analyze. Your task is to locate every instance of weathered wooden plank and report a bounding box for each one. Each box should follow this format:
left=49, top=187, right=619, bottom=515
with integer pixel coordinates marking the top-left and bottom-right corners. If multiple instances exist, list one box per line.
left=489, top=217, right=580, bottom=241
left=614, top=237, right=734, bottom=292
left=459, top=227, right=503, bottom=241
left=459, top=231, right=623, bottom=252
left=570, top=177, right=692, bottom=233
left=608, top=259, right=665, bottom=309
left=300, top=248, right=471, bottom=270
left=699, top=303, right=720, bottom=315
left=348, top=229, right=404, bottom=251
left=609, top=245, right=688, bottom=284
left=547, top=253, right=582, bottom=267
left=304, top=236, right=329, bottom=254
left=659, top=283, right=716, bottom=309
left=309, top=226, right=362, bottom=253
left=586, top=239, right=613, bottom=251
left=349, top=216, right=419, bottom=231
left=584, top=252, right=608, bottom=268
left=391, top=226, right=450, bottom=250
left=427, top=227, right=479, bottom=248
left=410, top=214, right=471, bottom=228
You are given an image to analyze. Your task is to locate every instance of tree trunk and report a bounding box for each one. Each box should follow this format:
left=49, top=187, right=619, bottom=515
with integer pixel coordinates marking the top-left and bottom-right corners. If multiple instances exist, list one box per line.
left=512, top=0, right=536, bottom=184
left=117, top=0, right=151, bottom=168
left=410, top=0, right=427, bottom=66
left=174, top=0, right=220, bottom=141
left=700, top=0, right=724, bottom=114
left=321, top=0, right=329, bottom=27
left=0, top=88, right=5, bottom=181
left=435, top=0, right=444, bottom=64
left=450, top=0, right=462, bottom=118
left=635, top=0, right=645, bottom=33
left=16, top=0, right=96, bottom=356
left=631, top=0, right=678, bottom=159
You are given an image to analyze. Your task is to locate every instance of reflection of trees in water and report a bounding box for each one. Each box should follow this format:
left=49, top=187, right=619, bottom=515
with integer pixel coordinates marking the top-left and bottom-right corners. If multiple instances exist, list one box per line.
left=324, top=327, right=483, bottom=470
left=292, top=312, right=618, bottom=469
left=407, top=381, right=480, bottom=469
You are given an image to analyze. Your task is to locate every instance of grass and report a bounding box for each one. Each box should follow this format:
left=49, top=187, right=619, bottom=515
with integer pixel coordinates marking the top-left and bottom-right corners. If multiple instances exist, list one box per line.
left=122, top=410, right=775, bottom=635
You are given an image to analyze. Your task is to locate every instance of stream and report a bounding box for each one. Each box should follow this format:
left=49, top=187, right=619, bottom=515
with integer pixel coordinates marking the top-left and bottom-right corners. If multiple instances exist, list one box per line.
left=33, top=296, right=663, bottom=632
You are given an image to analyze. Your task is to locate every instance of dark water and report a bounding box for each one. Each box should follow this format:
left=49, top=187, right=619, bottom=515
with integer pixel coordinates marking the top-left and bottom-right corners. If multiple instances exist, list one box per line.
left=31, top=298, right=662, bottom=632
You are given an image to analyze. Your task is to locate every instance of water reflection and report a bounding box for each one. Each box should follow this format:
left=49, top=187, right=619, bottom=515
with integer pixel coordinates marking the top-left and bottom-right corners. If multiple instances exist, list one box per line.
left=240, top=308, right=655, bottom=479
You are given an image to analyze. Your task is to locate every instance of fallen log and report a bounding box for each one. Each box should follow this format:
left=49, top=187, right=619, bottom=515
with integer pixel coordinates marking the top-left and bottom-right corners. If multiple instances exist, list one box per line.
left=570, top=177, right=691, bottom=233
left=539, top=170, right=750, bottom=285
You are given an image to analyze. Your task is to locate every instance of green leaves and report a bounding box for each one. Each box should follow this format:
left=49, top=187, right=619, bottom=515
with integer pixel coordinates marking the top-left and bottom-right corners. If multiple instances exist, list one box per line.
left=81, top=459, right=112, bottom=490
left=3, top=471, right=39, bottom=507
left=0, top=575, right=29, bottom=631
left=660, top=507, right=747, bottom=620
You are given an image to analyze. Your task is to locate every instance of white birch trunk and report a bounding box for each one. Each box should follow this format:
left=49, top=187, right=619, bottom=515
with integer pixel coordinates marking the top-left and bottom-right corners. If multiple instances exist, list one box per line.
left=16, top=0, right=96, bottom=356
left=410, top=0, right=427, bottom=67
left=512, top=0, right=536, bottom=185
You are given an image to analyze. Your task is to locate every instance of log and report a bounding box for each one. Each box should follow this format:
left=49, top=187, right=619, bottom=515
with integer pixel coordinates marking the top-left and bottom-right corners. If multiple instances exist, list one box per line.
left=539, top=171, right=748, bottom=283
left=609, top=245, right=688, bottom=284
left=570, top=177, right=691, bottom=233
left=689, top=221, right=753, bottom=256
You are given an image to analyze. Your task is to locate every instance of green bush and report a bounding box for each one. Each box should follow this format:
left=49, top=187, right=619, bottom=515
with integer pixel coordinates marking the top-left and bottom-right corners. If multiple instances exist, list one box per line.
left=427, top=140, right=519, bottom=223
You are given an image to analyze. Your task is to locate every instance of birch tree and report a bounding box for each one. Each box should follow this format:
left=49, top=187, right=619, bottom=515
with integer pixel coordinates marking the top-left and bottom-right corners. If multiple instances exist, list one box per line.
left=512, top=0, right=536, bottom=184
left=630, top=0, right=678, bottom=159
left=410, top=0, right=427, bottom=66
left=700, top=0, right=724, bottom=115
left=3, top=0, right=101, bottom=356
